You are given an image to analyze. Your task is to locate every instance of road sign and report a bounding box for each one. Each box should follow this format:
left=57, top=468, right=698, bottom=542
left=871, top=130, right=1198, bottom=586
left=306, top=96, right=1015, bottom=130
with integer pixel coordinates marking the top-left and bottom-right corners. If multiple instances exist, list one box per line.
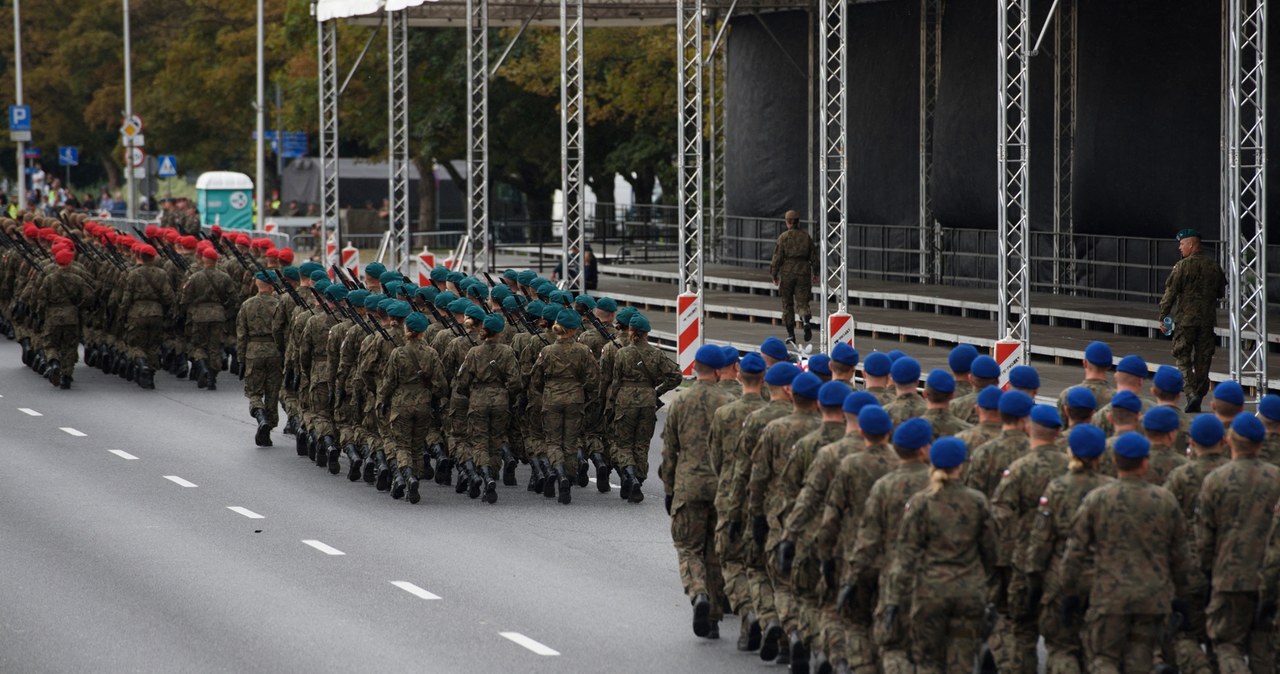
left=58, top=146, right=79, bottom=167
left=157, top=155, right=177, bottom=178
left=120, top=114, right=143, bottom=138
left=9, top=105, right=30, bottom=131
left=280, top=131, right=308, bottom=158
left=121, top=134, right=144, bottom=147
left=23, top=147, right=40, bottom=160
left=126, top=146, right=145, bottom=168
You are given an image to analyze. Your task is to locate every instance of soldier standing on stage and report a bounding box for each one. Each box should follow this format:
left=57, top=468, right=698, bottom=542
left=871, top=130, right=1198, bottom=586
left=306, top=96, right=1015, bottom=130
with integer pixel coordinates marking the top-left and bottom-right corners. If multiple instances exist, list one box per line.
left=1158, top=228, right=1226, bottom=413
left=769, top=209, right=819, bottom=344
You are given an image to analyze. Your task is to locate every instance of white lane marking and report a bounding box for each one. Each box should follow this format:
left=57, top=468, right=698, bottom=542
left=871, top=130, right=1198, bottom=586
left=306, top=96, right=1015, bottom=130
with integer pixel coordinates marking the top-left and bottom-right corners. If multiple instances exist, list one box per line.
left=586, top=477, right=623, bottom=489
left=302, top=539, right=345, bottom=556
left=390, top=581, right=442, bottom=600
left=108, top=449, right=139, bottom=460
left=163, top=475, right=198, bottom=488
left=499, top=632, right=560, bottom=656
left=227, top=506, right=264, bottom=519
left=18, top=408, right=41, bottom=416
left=59, top=427, right=86, bottom=437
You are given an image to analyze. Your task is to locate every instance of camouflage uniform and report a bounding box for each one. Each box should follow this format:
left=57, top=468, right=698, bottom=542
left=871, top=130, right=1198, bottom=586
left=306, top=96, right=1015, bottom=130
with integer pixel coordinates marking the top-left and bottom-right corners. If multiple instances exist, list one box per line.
left=769, top=225, right=818, bottom=331
left=530, top=334, right=599, bottom=489
left=846, top=460, right=931, bottom=674
left=950, top=389, right=982, bottom=424
left=120, top=258, right=174, bottom=368
left=1195, top=457, right=1280, bottom=673
left=1263, top=431, right=1280, bottom=466
left=660, top=379, right=735, bottom=623
left=1163, top=449, right=1230, bottom=674
left=35, top=262, right=88, bottom=380
left=299, top=311, right=338, bottom=441
left=1144, top=440, right=1187, bottom=485
left=884, top=392, right=926, bottom=426
left=1056, top=378, right=1114, bottom=422
left=920, top=407, right=972, bottom=439
left=235, top=290, right=287, bottom=426
left=1059, top=476, right=1194, bottom=674
left=456, top=338, right=521, bottom=474
left=1158, top=251, right=1226, bottom=399
left=180, top=263, right=238, bottom=377
left=957, top=421, right=1002, bottom=456
left=889, top=479, right=998, bottom=674
left=381, top=336, right=449, bottom=478
left=606, top=338, right=682, bottom=476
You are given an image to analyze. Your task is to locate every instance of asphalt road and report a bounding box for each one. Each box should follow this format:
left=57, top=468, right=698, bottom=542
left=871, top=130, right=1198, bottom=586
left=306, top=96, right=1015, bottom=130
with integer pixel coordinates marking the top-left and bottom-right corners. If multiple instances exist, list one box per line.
left=0, top=339, right=753, bottom=674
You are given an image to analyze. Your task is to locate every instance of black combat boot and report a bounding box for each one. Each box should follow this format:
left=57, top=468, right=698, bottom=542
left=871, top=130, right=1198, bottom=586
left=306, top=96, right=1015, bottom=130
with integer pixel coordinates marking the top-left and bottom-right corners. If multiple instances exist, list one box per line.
left=406, top=467, right=421, bottom=504
left=60, top=374, right=72, bottom=389
left=500, top=446, right=518, bottom=487
left=253, top=409, right=272, bottom=447
left=591, top=452, right=611, bottom=493
left=556, top=462, right=573, bottom=505
left=361, top=445, right=378, bottom=484
left=788, top=632, right=809, bottom=674
left=420, top=448, right=436, bottom=482
left=45, top=360, right=61, bottom=387
left=455, top=460, right=472, bottom=495
left=812, top=650, right=831, bottom=674
left=466, top=461, right=483, bottom=499
left=776, top=640, right=791, bottom=666
left=1184, top=392, right=1203, bottom=414
left=802, top=315, right=813, bottom=343
left=527, top=459, right=543, bottom=492
left=760, top=620, right=784, bottom=661
left=738, top=611, right=761, bottom=651
left=34, top=351, right=47, bottom=374
left=137, top=359, right=156, bottom=390
left=19, top=337, right=31, bottom=366
left=283, top=415, right=298, bottom=436
left=692, top=593, right=711, bottom=637
left=174, top=355, right=190, bottom=379
left=375, top=451, right=393, bottom=492
left=85, top=345, right=99, bottom=367
left=619, top=465, right=634, bottom=500
left=304, top=430, right=317, bottom=461
left=324, top=436, right=341, bottom=474
left=625, top=466, right=645, bottom=503
left=707, top=623, right=719, bottom=639
left=481, top=466, right=498, bottom=504
left=541, top=459, right=557, bottom=499
left=316, top=435, right=331, bottom=468
left=390, top=465, right=407, bottom=499
left=785, top=328, right=797, bottom=346
left=194, top=360, right=208, bottom=389
left=295, top=429, right=308, bottom=456
left=575, top=451, right=590, bottom=488
left=344, top=443, right=362, bottom=481
left=436, top=454, right=453, bottom=487
left=205, top=370, right=217, bottom=391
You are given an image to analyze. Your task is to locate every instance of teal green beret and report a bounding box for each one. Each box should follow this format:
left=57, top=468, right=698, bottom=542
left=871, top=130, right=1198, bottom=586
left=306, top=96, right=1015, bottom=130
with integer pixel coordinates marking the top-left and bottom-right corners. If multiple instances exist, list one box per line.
left=376, top=298, right=395, bottom=312
left=416, top=286, right=438, bottom=301
left=386, top=300, right=412, bottom=319
left=541, top=305, right=560, bottom=322
left=384, top=281, right=402, bottom=298
left=575, top=295, right=596, bottom=310
left=281, top=266, right=300, bottom=281
left=314, top=279, right=331, bottom=292
left=309, top=269, right=328, bottom=282
left=405, top=312, right=428, bottom=333
left=502, top=296, right=520, bottom=311
left=254, top=270, right=277, bottom=284
left=429, top=266, right=449, bottom=282
left=526, top=300, right=545, bottom=315
left=596, top=297, right=618, bottom=312
left=379, top=271, right=402, bottom=285
left=347, top=289, right=369, bottom=305
left=325, top=284, right=348, bottom=301
left=364, top=262, right=387, bottom=278
left=630, top=314, right=651, bottom=333
left=434, top=291, right=457, bottom=308
left=556, top=309, right=582, bottom=330
left=491, top=285, right=512, bottom=300
left=299, top=261, right=323, bottom=276
left=1176, top=228, right=1202, bottom=241
left=364, top=293, right=385, bottom=310
left=448, top=299, right=471, bottom=315
left=483, top=314, right=505, bottom=333
left=464, top=305, right=486, bottom=322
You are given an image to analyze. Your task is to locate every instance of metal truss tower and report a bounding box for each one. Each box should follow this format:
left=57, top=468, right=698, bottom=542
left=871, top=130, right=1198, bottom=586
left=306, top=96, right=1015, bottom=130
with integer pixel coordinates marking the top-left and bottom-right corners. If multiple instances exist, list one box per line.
left=817, top=0, right=847, bottom=350
left=560, top=0, right=586, bottom=294
left=1052, top=0, right=1077, bottom=294
left=318, top=18, right=341, bottom=255
left=996, top=0, right=1031, bottom=360
left=467, top=0, right=490, bottom=275
left=387, top=8, right=410, bottom=271
left=676, top=0, right=705, bottom=297
left=919, top=0, right=942, bottom=284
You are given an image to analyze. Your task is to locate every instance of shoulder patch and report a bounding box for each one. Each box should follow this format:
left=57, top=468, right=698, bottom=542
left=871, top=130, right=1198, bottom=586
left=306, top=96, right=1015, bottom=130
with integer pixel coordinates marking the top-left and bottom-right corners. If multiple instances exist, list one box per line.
left=1002, top=468, right=1011, bottom=478
left=1039, top=495, right=1048, bottom=506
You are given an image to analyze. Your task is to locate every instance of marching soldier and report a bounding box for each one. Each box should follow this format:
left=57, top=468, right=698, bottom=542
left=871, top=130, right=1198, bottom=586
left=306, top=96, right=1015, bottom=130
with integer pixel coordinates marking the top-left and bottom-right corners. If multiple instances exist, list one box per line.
left=606, top=312, right=682, bottom=503
left=236, top=271, right=287, bottom=446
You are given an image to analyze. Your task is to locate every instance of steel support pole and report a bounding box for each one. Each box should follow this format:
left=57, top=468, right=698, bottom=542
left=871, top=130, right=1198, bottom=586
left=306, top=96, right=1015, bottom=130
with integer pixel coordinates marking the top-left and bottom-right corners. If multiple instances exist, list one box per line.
left=1052, top=0, right=1077, bottom=294
left=388, top=8, right=410, bottom=271
left=559, top=0, right=585, bottom=294
left=318, top=18, right=341, bottom=258
left=124, top=0, right=136, bottom=219
left=919, top=0, right=943, bottom=284
left=467, top=0, right=489, bottom=275
left=1226, top=0, right=1268, bottom=393
left=677, top=0, right=705, bottom=296
left=707, top=21, right=727, bottom=264
left=818, top=0, right=848, bottom=351
left=997, top=0, right=1031, bottom=358
left=256, top=0, right=266, bottom=228
left=12, top=0, right=24, bottom=213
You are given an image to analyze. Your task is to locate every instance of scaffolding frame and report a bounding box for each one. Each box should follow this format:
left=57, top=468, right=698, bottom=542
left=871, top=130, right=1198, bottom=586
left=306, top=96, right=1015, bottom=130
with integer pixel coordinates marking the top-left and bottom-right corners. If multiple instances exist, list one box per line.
left=997, top=0, right=1031, bottom=358
left=467, top=0, right=490, bottom=275
left=387, top=8, right=411, bottom=271
left=1052, top=0, right=1076, bottom=294
left=676, top=0, right=705, bottom=306
left=560, top=0, right=587, bottom=294
left=817, top=0, right=846, bottom=351
left=919, top=0, right=942, bottom=284
left=318, top=18, right=341, bottom=256
left=707, top=14, right=729, bottom=263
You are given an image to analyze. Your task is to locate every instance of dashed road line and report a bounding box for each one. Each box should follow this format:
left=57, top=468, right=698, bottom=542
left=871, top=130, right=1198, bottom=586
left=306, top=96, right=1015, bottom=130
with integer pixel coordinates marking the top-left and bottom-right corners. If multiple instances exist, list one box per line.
left=163, top=475, right=198, bottom=488
left=586, top=477, right=623, bottom=490
left=108, top=449, right=139, bottom=460
left=17, top=408, right=41, bottom=416
left=227, top=506, right=264, bottom=519
left=59, top=427, right=86, bottom=437
left=390, top=581, right=442, bottom=600
left=302, top=539, right=345, bottom=556
left=499, top=632, right=560, bottom=656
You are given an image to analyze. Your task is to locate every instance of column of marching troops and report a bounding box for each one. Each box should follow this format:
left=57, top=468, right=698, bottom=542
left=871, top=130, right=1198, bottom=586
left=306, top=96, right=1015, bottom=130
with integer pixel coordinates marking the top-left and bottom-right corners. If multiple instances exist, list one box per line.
left=662, top=337, right=1280, bottom=674
left=0, top=211, right=684, bottom=509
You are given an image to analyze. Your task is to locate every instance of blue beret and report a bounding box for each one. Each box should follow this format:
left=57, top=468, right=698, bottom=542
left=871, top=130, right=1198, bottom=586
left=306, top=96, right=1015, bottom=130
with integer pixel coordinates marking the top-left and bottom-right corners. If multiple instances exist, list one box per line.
left=1142, top=406, right=1180, bottom=433
left=1116, top=354, right=1150, bottom=378
left=1153, top=365, right=1184, bottom=394
left=309, top=269, right=328, bottom=283
left=464, top=305, right=486, bottom=322
left=379, top=270, right=402, bottom=285
left=863, top=352, right=892, bottom=377
left=387, top=300, right=412, bottom=319
left=1113, top=431, right=1151, bottom=459
left=695, top=344, right=725, bottom=369
left=1231, top=412, right=1266, bottom=442
left=925, top=368, right=955, bottom=394
left=364, top=262, right=387, bottom=278
left=977, top=385, right=1003, bottom=410
left=791, top=372, right=822, bottom=400
left=808, top=354, right=832, bottom=376
left=1189, top=415, right=1225, bottom=447
left=948, top=344, right=979, bottom=373
left=1065, top=386, right=1098, bottom=411
left=998, top=390, right=1034, bottom=417
left=971, top=355, right=1001, bottom=380
left=1110, top=390, right=1142, bottom=413
left=298, top=261, right=323, bottom=276
left=761, top=337, right=789, bottom=361
left=858, top=405, right=892, bottom=435
left=765, top=362, right=802, bottom=387
left=502, top=296, right=520, bottom=311
left=404, top=312, right=428, bottom=333
left=517, top=270, right=537, bottom=285
left=281, top=266, right=300, bottom=281
left=1213, top=381, right=1245, bottom=406
left=1068, top=424, right=1106, bottom=459
left=1030, top=404, right=1062, bottom=429
left=483, top=314, right=505, bottom=334
left=818, top=380, right=852, bottom=407
left=1084, top=341, right=1113, bottom=367
left=893, top=418, right=933, bottom=450
left=1009, top=365, right=1040, bottom=390
left=556, top=309, right=582, bottom=330
left=843, top=391, right=879, bottom=415
left=890, top=357, right=921, bottom=385
left=930, top=437, right=967, bottom=469
left=887, top=350, right=907, bottom=363
left=596, top=297, right=618, bottom=312
left=630, top=314, right=651, bottom=333
left=830, top=342, right=859, bottom=367
left=574, top=294, right=596, bottom=310
left=347, top=289, right=369, bottom=305
left=1259, top=394, right=1280, bottom=421
left=739, top=352, right=766, bottom=374
left=720, top=345, right=740, bottom=366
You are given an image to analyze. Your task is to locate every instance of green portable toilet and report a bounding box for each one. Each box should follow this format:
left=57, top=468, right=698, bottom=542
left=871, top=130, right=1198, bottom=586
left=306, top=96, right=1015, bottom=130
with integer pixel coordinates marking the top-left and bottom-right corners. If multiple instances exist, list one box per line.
left=196, top=171, right=254, bottom=230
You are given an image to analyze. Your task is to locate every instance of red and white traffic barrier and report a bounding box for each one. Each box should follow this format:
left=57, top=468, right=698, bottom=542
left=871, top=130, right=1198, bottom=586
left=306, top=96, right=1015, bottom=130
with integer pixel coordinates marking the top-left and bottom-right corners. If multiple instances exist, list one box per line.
left=416, top=247, right=437, bottom=286
left=677, top=292, right=701, bottom=377
left=828, top=311, right=854, bottom=349
left=994, top=338, right=1024, bottom=390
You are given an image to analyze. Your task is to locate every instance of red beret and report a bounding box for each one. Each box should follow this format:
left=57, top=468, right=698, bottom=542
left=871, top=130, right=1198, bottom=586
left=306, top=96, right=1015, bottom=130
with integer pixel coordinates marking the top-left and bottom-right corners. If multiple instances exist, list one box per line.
left=211, top=225, right=222, bottom=235
left=202, top=248, right=219, bottom=261
left=235, top=234, right=251, bottom=246
left=137, top=244, right=157, bottom=258
left=179, top=235, right=198, bottom=249
left=277, top=248, right=295, bottom=264
left=164, top=230, right=180, bottom=243
left=38, top=228, right=57, bottom=241
left=265, top=248, right=280, bottom=259
left=21, top=223, right=37, bottom=238
left=54, top=250, right=74, bottom=266
left=144, top=225, right=159, bottom=238
left=251, top=238, right=272, bottom=249
left=196, top=240, right=213, bottom=251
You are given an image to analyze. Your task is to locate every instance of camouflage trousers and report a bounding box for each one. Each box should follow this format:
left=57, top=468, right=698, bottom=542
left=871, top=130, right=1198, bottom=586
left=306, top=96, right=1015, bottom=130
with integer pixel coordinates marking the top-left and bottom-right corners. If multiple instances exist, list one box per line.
left=1082, top=611, right=1162, bottom=674
left=1207, top=591, right=1275, bottom=674
left=1168, top=581, right=1214, bottom=674
left=749, top=562, right=778, bottom=628
left=1039, top=593, right=1085, bottom=674
left=1172, top=324, right=1216, bottom=398
left=445, top=394, right=469, bottom=462
left=671, top=500, right=725, bottom=622
left=610, top=404, right=657, bottom=475
left=910, top=591, right=985, bottom=674
left=778, top=273, right=812, bottom=330
left=764, top=549, right=799, bottom=633
left=791, top=555, right=824, bottom=638
left=874, top=597, right=914, bottom=674
left=389, top=405, right=434, bottom=477
left=991, top=568, right=1038, bottom=674
left=541, top=400, right=584, bottom=473
left=820, top=577, right=877, bottom=673
left=524, top=392, right=546, bottom=460
left=125, top=315, right=164, bottom=367
left=305, top=378, right=334, bottom=438
left=44, top=323, right=80, bottom=378
left=243, top=355, right=283, bottom=427
left=714, top=523, right=753, bottom=615
left=186, top=320, right=224, bottom=363
left=466, top=393, right=510, bottom=471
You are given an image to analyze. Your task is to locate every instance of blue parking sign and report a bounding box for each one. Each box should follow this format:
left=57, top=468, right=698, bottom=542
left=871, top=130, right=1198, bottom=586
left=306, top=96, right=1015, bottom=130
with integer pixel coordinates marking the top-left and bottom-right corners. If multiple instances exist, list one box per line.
left=8, top=105, right=30, bottom=132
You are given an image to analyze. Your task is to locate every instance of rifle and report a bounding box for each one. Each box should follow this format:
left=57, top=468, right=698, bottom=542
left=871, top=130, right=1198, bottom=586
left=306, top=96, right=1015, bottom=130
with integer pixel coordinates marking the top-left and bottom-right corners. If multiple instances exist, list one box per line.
left=333, top=264, right=365, bottom=291
left=417, top=297, right=476, bottom=346
left=134, top=226, right=190, bottom=272
left=580, top=305, right=622, bottom=348
left=216, top=236, right=311, bottom=313
left=305, top=286, right=341, bottom=323
left=67, top=229, right=127, bottom=271
left=341, top=299, right=392, bottom=342
left=0, top=228, right=45, bottom=272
